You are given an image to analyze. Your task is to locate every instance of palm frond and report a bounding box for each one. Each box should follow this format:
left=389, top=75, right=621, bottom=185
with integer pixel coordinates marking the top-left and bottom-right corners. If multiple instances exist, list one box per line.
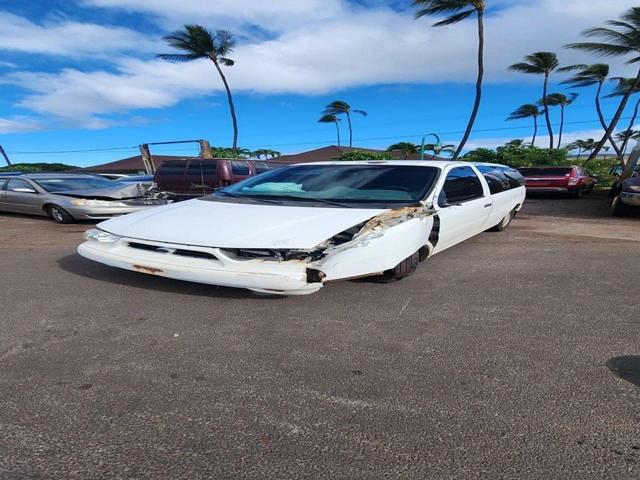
left=433, top=9, right=474, bottom=26
left=557, top=64, right=588, bottom=72
left=219, top=57, right=234, bottom=66
left=507, top=104, right=541, bottom=120
left=318, top=114, right=339, bottom=123
left=509, top=62, right=543, bottom=74
left=352, top=109, right=368, bottom=116
left=156, top=53, right=202, bottom=62
left=566, top=42, right=632, bottom=56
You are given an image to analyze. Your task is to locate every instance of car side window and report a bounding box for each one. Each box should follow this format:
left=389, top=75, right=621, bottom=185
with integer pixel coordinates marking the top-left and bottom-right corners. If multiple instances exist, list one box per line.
left=231, top=160, right=250, bottom=175
left=498, top=167, right=525, bottom=188
left=439, top=166, right=484, bottom=205
left=475, top=165, right=510, bottom=194
left=7, top=178, right=34, bottom=192
left=187, top=161, right=217, bottom=175
left=157, top=161, right=187, bottom=175
left=0, top=179, right=7, bottom=190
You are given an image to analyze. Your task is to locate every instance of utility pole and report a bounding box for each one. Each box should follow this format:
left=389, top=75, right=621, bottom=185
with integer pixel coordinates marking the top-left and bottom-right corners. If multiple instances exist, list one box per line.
left=0, top=145, right=12, bottom=166
left=139, top=143, right=155, bottom=174
left=198, top=139, right=212, bottom=159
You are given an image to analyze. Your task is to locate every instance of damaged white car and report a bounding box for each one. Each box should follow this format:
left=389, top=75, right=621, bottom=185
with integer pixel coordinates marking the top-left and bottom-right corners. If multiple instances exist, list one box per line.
left=78, top=161, right=525, bottom=295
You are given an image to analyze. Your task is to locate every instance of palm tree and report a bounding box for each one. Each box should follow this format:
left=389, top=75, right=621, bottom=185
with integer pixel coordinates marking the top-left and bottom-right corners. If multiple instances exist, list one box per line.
left=541, top=93, right=578, bottom=148
left=424, top=143, right=456, bottom=157
left=252, top=149, right=281, bottom=159
left=616, top=129, right=640, bottom=157
left=559, top=63, right=622, bottom=157
left=580, top=138, right=598, bottom=160
left=158, top=26, right=239, bottom=152
left=605, top=77, right=640, bottom=158
left=322, top=101, right=367, bottom=148
left=509, top=52, right=560, bottom=149
left=413, top=0, right=485, bottom=158
left=387, top=142, right=420, bottom=159
left=318, top=114, right=342, bottom=146
left=567, top=7, right=640, bottom=164
left=507, top=104, right=544, bottom=146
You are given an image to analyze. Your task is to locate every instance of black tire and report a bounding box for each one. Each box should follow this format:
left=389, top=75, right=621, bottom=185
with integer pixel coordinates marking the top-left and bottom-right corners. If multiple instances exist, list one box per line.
left=487, top=211, right=514, bottom=232
left=611, top=195, right=630, bottom=217
left=378, top=251, right=420, bottom=283
left=569, top=186, right=584, bottom=199
left=46, top=205, right=75, bottom=224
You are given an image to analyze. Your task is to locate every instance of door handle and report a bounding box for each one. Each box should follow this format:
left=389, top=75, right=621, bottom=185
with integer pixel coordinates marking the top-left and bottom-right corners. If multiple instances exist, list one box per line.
left=483, top=203, right=492, bottom=208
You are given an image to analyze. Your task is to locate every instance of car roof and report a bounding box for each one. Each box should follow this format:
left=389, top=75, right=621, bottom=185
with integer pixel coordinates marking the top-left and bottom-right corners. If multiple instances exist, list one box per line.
left=288, top=160, right=510, bottom=168
left=22, top=173, right=104, bottom=179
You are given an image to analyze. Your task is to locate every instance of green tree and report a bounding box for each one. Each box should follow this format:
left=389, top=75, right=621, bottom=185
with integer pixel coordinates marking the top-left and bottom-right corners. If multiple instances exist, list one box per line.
left=336, top=150, right=392, bottom=161
left=567, top=7, right=640, bottom=163
left=158, top=26, right=239, bottom=151
left=387, top=142, right=420, bottom=159
left=424, top=143, right=456, bottom=157
left=560, top=63, right=622, bottom=157
left=413, top=0, right=485, bottom=158
left=252, top=149, right=281, bottom=159
left=509, top=52, right=560, bottom=149
left=541, top=93, right=578, bottom=148
left=616, top=129, right=640, bottom=157
left=605, top=77, right=640, bottom=157
left=211, top=146, right=251, bottom=158
left=507, top=104, right=544, bottom=146
left=318, top=114, right=342, bottom=146
left=322, top=101, right=367, bottom=148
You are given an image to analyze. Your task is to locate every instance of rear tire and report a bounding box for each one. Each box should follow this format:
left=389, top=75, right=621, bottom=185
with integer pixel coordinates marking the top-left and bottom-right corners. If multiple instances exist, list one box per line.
left=378, top=251, right=420, bottom=283
left=46, top=205, right=74, bottom=224
left=569, top=186, right=584, bottom=199
left=487, top=211, right=513, bottom=232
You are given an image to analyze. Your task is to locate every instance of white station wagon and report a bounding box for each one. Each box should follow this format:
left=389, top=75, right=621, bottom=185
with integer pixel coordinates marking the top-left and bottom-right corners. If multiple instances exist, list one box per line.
left=78, top=161, right=525, bottom=295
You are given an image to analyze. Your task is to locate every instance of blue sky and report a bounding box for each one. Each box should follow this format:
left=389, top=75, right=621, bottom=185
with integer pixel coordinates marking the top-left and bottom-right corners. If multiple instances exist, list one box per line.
left=0, top=0, right=637, bottom=167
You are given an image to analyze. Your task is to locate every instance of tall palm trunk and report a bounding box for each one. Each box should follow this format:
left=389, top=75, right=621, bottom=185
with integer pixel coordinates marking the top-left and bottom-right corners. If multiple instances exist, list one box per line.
left=542, top=73, right=554, bottom=149
left=453, top=9, right=484, bottom=159
left=346, top=111, right=353, bottom=148
left=620, top=97, right=640, bottom=157
left=212, top=59, right=239, bottom=152
left=594, top=82, right=623, bottom=157
left=557, top=105, right=565, bottom=149
left=334, top=120, right=341, bottom=146
left=532, top=115, right=538, bottom=146
left=587, top=68, right=640, bottom=164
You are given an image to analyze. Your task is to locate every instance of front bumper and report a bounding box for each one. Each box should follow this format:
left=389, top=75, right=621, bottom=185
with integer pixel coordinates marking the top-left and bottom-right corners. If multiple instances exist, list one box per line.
left=77, top=239, right=323, bottom=295
left=621, top=191, right=640, bottom=206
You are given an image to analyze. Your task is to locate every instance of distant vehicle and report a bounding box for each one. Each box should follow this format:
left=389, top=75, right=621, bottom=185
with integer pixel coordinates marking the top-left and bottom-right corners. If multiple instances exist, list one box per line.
left=517, top=166, right=596, bottom=198
left=610, top=175, right=640, bottom=215
left=154, top=158, right=269, bottom=199
left=0, top=173, right=169, bottom=224
left=78, top=160, right=525, bottom=295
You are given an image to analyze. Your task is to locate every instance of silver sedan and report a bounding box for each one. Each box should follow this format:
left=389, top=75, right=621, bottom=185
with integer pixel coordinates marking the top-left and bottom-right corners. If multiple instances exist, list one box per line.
left=0, top=173, right=169, bottom=223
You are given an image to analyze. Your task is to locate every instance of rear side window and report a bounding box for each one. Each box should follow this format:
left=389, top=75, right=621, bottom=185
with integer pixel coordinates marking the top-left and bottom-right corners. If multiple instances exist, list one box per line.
left=518, top=167, right=572, bottom=177
left=7, top=178, right=33, bottom=191
left=497, top=167, right=525, bottom=188
left=231, top=160, right=250, bottom=175
left=157, top=161, right=187, bottom=175
left=187, top=161, right=217, bottom=175
left=255, top=162, right=270, bottom=173
left=439, top=166, right=484, bottom=205
left=475, top=165, right=510, bottom=194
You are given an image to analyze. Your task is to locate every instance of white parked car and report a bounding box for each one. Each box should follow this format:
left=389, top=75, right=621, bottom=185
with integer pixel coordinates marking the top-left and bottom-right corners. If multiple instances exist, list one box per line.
left=78, top=161, right=525, bottom=295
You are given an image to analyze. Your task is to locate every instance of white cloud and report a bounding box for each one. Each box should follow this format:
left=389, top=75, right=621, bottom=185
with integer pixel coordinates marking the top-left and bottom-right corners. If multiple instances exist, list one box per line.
left=3, top=0, right=639, bottom=128
left=0, top=116, right=43, bottom=133
left=0, top=12, right=158, bottom=57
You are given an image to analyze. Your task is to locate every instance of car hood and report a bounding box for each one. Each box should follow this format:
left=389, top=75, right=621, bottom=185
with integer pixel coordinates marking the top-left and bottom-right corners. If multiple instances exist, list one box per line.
left=53, top=183, right=147, bottom=200
left=98, top=198, right=388, bottom=249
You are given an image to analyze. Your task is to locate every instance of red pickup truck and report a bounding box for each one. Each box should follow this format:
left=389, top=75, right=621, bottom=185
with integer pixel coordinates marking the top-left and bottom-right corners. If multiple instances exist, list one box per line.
left=517, top=166, right=597, bottom=199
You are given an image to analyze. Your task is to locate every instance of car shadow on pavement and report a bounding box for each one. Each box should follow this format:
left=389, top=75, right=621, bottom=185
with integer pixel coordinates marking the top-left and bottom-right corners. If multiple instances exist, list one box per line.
left=607, top=356, right=640, bottom=387
left=57, top=254, right=286, bottom=300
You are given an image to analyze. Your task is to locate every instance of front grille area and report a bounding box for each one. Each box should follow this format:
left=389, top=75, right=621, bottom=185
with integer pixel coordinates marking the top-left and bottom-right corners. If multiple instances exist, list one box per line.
left=127, top=242, right=218, bottom=260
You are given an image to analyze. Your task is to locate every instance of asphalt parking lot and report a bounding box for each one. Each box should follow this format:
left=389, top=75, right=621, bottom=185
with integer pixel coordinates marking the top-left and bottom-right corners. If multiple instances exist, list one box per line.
left=1, top=192, right=639, bottom=479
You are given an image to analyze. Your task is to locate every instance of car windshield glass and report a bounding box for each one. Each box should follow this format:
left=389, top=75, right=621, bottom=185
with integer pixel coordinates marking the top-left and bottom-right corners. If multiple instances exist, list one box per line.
left=518, top=167, right=572, bottom=176
left=210, top=164, right=440, bottom=207
left=34, top=177, right=122, bottom=192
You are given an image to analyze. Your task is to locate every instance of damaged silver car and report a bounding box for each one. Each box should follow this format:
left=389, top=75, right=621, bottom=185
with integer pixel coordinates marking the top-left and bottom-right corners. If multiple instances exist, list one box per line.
left=0, top=173, right=170, bottom=223
left=78, top=161, right=525, bottom=294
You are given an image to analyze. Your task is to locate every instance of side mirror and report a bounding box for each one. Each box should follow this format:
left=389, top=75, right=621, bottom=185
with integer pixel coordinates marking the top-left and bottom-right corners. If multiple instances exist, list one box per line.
left=11, top=187, right=37, bottom=194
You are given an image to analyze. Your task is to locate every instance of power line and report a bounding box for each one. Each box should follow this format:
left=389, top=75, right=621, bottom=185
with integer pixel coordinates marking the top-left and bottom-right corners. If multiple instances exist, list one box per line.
left=5, top=115, right=636, bottom=155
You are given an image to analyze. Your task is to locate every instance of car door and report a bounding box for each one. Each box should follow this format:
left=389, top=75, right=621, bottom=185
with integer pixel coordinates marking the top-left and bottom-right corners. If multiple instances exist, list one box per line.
left=432, top=166, right=491, bottom=253
left=2, top=178, right=42, bottom=214
left=184, top=160, right=218, bottom=196
left=154, top=161, right=188, bottom=195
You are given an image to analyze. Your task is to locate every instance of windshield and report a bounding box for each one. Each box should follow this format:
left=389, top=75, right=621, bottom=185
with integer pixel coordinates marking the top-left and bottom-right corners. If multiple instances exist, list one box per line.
left=34, top=177, right=122, bottom=192
left=210, top=164, right=440, bottom=207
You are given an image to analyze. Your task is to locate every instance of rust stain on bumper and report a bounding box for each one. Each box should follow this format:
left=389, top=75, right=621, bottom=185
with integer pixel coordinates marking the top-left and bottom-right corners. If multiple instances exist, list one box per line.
left=132, top=264, right=164, bottom=275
